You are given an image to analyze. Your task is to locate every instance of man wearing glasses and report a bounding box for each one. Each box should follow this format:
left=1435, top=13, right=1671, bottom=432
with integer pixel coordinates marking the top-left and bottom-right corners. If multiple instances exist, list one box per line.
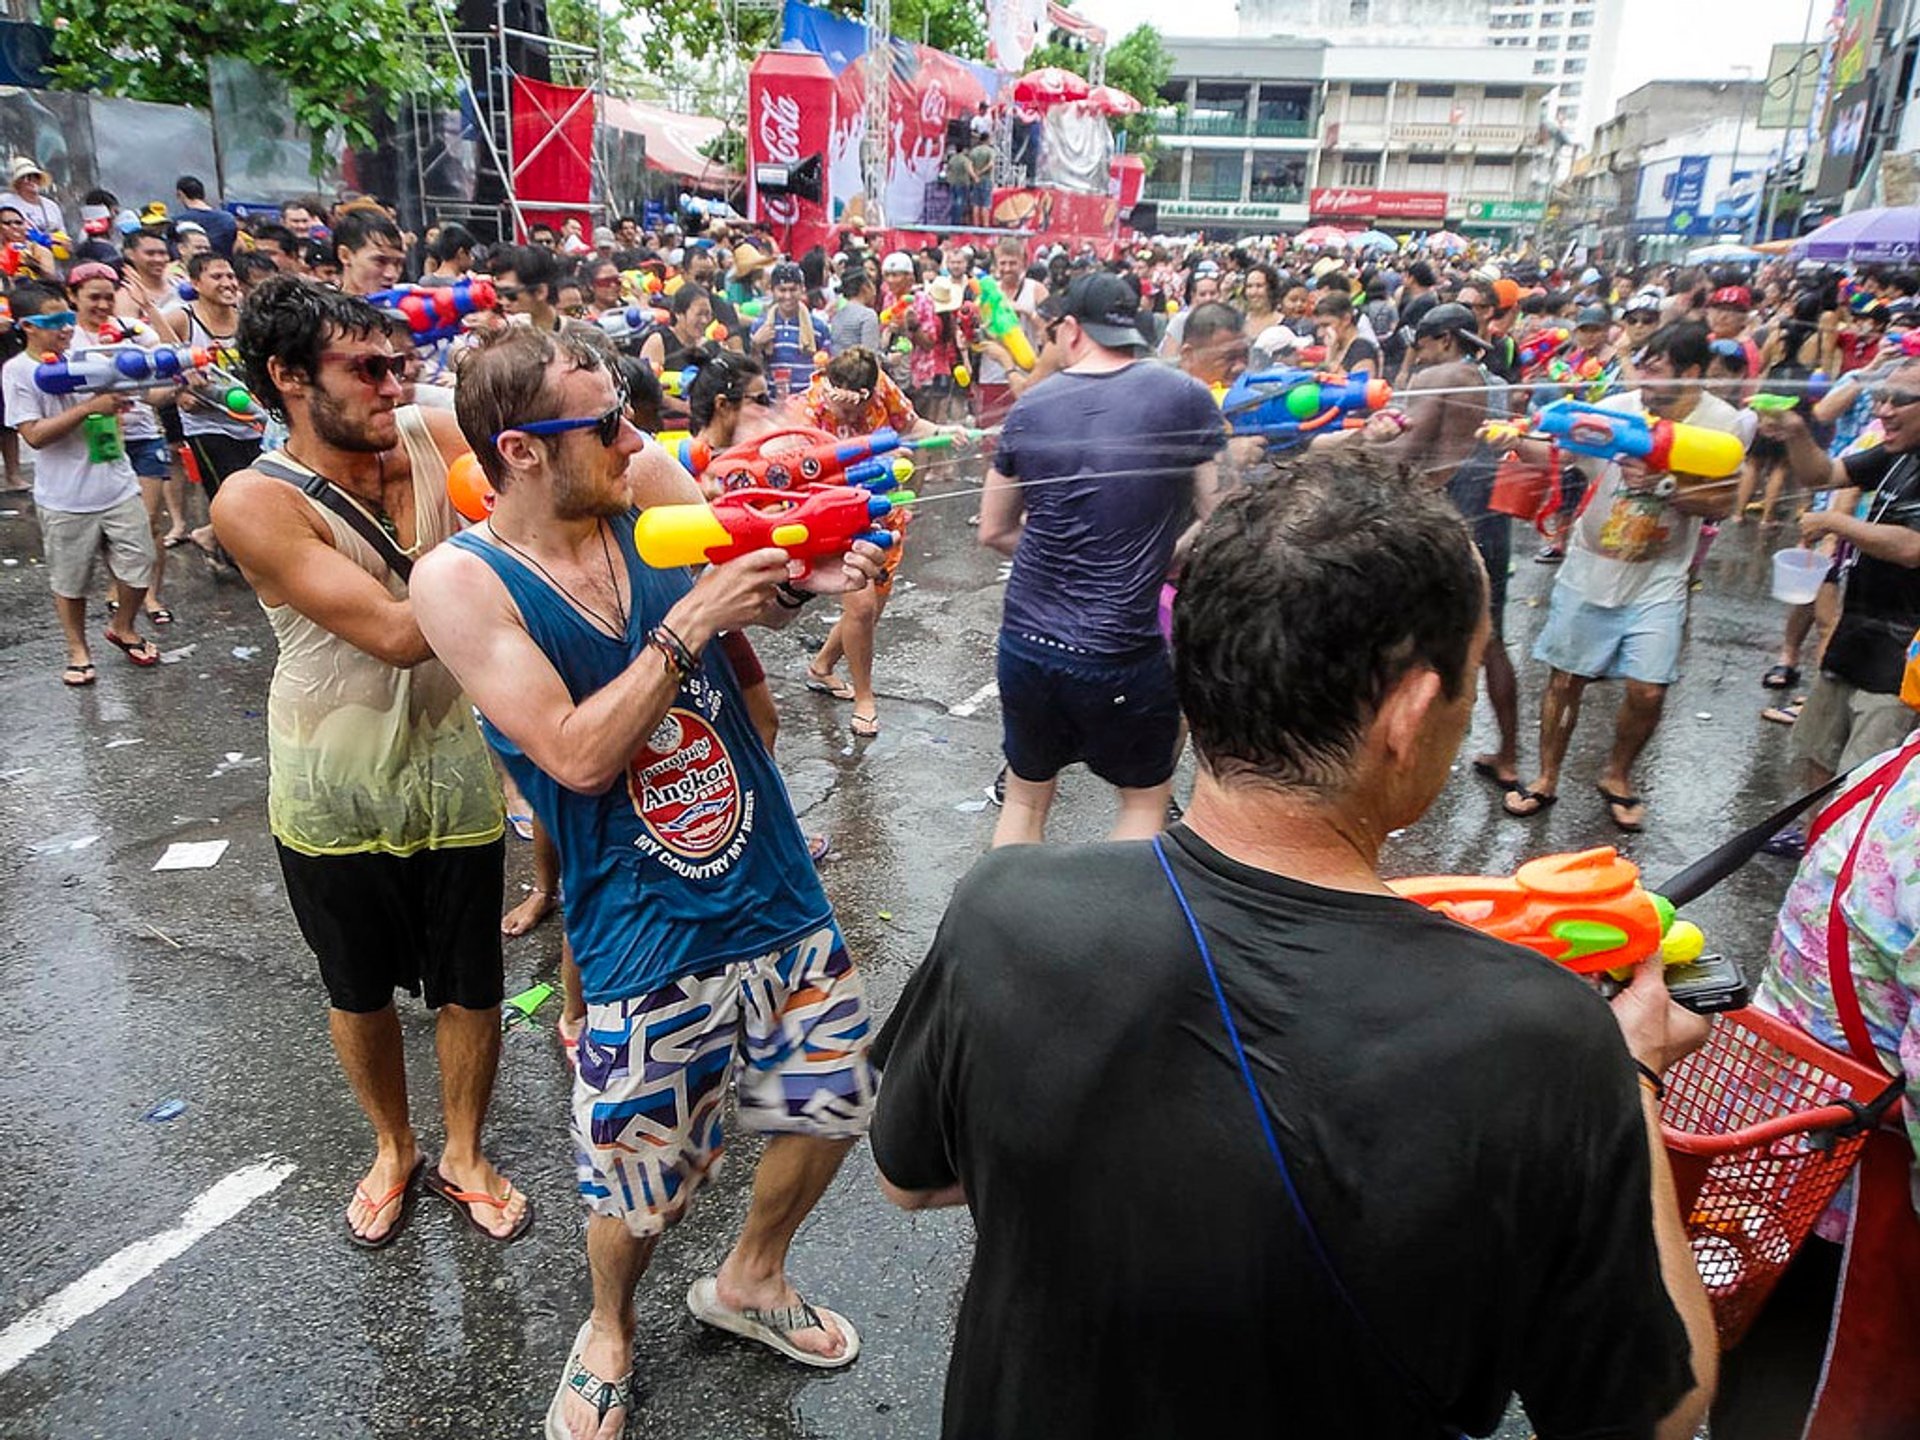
left=409, top=326, right=885, bottom=1439
left=1763, top=365, right=1920, bottom=792
left=211, top=276, right=524, bottom=1252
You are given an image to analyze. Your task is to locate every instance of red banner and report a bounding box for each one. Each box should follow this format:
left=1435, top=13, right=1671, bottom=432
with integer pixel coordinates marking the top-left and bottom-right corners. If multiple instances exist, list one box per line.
left=749, top=50, right=838, bottom=255
left=512, top=76, right=595, bottom=235
left=1309, top=187, right=1448, bottom=221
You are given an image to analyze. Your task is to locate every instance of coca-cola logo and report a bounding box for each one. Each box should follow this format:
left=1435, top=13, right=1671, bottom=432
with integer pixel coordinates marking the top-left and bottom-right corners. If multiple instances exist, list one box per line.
left=758, top=91, right=802, bottom=224
left=919, top=81, right=947, bottom=127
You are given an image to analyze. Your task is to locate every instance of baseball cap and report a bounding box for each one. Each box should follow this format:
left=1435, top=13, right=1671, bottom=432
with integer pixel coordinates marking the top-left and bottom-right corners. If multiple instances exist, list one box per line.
left=881, top=250, right=914, bottom=274
left=1040, top=272, right=1148, bottom=351
left=770, top=260, right=805, bottom=287
left=1708, top=285, right=1752, bottom=311
left=1193, top=259, right=1220, bottom=277
left=174, top=219, right=206, bottom=237
left=1412, top=301, right=1488, bottom=354
left=1490, top=277, right=1521, bottom=311
left=1623, top=288, right=1664, bottom=316
left=1576, top=304, right=1612, bottom=328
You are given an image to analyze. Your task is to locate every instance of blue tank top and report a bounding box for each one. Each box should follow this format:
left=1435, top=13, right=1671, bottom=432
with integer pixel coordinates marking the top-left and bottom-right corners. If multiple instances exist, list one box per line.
left=448, top=516, right=830, bottom=1003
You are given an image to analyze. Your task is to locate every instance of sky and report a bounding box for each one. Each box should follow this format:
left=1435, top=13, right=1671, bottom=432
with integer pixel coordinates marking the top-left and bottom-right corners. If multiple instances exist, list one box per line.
left=1072, top=0, right=1827, bottom=117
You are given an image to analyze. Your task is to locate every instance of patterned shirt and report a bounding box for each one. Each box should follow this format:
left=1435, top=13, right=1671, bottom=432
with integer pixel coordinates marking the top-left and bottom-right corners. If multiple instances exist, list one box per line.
left=1756, top=743, right=1920, bottom=1235
left=799, top=369, right=917, bottom=439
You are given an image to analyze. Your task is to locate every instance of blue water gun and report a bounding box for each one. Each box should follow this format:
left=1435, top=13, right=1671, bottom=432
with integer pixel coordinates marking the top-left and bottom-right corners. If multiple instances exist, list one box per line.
left=1220, top=367, right=1393, bottom=447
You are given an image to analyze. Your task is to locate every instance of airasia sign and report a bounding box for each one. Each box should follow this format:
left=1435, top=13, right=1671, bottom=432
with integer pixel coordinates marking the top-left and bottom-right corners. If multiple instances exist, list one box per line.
left=1310, top=187, right=1449, bottom=221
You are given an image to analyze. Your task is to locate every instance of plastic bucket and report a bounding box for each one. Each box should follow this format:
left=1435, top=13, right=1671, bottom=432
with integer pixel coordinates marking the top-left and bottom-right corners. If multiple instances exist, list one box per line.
left=1771, top=548, right=1829, bottom=605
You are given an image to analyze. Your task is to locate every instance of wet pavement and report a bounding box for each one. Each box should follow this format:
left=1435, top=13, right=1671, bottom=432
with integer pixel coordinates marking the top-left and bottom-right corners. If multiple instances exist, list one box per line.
left=0, top=465, right=1804, bottom=1439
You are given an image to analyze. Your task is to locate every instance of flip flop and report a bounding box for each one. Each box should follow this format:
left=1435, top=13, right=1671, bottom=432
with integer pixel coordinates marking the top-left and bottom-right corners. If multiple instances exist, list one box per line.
left=807, top=833, right=831, bottom=863
left=161, top=533, right=190, bottom=549
left=850, top=712, right=879, bottom=738
left=1761, top=663, right=1800, bottom=690
left=61, top=662, right=96, bottom=688
left=102, top=629, right=159, bottom=667
left=506, top=812, right=535, bottom=842
left=1597, top=786, right=1646, bottom=834
left=1471, top=758, right=1521, bottom=793
left=1762, top=698, right=1804, bottom=726
left=544, top=1319, right=632, bottom=1440
left=1503, top=787, right=1558, bottom=819
left=144, top=606, right=174, bottom=626
left=346, top=1159, right=423, bottom=1251
left=685, top=1276, right=861, bottom=1370
left=805, top=668, right=856, bottom=701
left=423, top=1164, right=535, bottom=1243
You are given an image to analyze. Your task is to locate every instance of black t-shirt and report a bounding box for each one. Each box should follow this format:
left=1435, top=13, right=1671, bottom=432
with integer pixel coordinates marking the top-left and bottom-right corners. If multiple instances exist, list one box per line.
left=1341, top=334, right=1382, bottom=372
left=872, top=829, right=1692, bottom=1440
left=1830, top=446, right=1920, bottom=691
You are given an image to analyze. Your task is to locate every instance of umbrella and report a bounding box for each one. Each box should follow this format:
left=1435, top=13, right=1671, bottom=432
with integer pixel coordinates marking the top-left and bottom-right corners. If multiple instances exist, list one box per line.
left=1423, top=230, right=1468, bottom=254
left=1353, top=229, right=1398, bottom=253
left=1011, top=66, right=1090, bottom=107
left=1086, top=84, right=1142, bottom=117
left=1794, top=206, right=1920, bottom=263
left=1685, top=241, right=1762, bottom=264
left=1293, top=225, right=1352, bottom=249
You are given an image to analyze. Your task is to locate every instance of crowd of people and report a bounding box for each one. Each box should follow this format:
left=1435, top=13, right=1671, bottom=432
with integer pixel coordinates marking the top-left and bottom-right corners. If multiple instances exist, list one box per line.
left=6, top=157, right=1918, bottom=1439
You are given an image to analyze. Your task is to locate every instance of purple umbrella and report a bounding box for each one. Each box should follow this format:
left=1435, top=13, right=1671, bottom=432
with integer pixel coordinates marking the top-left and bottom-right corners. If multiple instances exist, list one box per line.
left=1796, top=206, right=1920, bottom=263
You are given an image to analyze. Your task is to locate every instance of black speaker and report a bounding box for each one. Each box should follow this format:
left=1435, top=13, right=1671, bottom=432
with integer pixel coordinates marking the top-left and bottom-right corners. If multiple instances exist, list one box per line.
left=946, top=118, right=971, bottom=152
left=1128, top=201, right=1159, bottom=231
left=462, top=0, right=551, bottom=81
left=753, top=153, right=824, bottom=203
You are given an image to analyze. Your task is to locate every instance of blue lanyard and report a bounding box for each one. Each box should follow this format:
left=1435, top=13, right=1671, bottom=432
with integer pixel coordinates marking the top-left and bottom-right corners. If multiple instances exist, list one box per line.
left=1149, top=834, right=1459, bottom=1434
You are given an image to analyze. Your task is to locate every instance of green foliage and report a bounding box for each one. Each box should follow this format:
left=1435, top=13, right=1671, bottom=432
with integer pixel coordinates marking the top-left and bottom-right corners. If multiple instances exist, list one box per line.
left=42, top=0, right=453, bottom=169
left=1028, top=20, right=1173, bottom=158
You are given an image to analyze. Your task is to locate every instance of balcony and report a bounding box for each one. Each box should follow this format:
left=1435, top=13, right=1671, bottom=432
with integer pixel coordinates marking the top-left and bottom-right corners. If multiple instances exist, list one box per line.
left=1252, top=118, right=1313, bottom=138
left=1163, top=113, right=1316, bottom=140
left=1248, top=185, right=1306, bottom=204
left=1142, top=179, right=1183, bottom=200
left=1181, top=113, right=1249, bottom=137
left=1387, top=121, right=1531, bottom=148
left=1188, top=182, right=1247, bottom=202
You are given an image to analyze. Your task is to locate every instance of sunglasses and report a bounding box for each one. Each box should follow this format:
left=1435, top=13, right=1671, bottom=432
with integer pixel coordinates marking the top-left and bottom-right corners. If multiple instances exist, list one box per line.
left=498, top=401, right=627, bottom=447
left=323, top=351, right=420, bottom=386
left=1869, top=386, right=1920, bottom=411
left=23, top=310, right=75, bottom=328
left=493, top=283, right=525, bottom=301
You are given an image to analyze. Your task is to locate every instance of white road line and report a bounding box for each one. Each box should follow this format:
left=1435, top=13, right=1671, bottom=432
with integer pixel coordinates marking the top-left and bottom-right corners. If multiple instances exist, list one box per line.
left=949, top=681, right=998, bottom=718
left=0, top=1158, right=295, bottom=1377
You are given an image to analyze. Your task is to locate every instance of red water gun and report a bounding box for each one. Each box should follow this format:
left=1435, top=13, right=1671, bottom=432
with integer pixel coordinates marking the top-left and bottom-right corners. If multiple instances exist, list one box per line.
left=633, top=485, right=910, bottom=577
left=1519, top=326, right=1571, bottom=374
left=700, top=426, right=909, bottom=493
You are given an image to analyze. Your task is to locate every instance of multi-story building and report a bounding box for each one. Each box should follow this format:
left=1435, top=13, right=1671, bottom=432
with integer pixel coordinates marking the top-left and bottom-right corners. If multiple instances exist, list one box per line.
left=1146, top=35, right=1554, bottom=239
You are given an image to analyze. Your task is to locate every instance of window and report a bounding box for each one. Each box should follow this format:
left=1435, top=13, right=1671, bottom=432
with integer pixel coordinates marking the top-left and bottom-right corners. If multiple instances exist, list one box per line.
left=1538, top=9, right=1561, bottom=24
left=1341, top=158, right=1376, bottom=186
left=1349, top=0, right=1370, bottom=20
left=1560, top=82, right=1582, bottom=97
left=1562, top=58, right=1585, bottom=74
left=1416, top=84, right=1455, bottom=98
left=1250, top=154, right=1306, bottom=201
left=1567, top=33, right=1590, bottom=50
left=1533, top=58, right=1557, bottom=74
left=1537, top=34, right=1559, bottom=49
left=1407, top=155, right=1446, bottom=187
left=1190, top=151, right=1244, bottom=200
left=1569, top=7, right=1593, bottom=23
left=1345, top=85, right=1389, bottom=123
left=1485, top=85, right=1523, bottom=99
left=1349, top=82, right=1389, bottom=96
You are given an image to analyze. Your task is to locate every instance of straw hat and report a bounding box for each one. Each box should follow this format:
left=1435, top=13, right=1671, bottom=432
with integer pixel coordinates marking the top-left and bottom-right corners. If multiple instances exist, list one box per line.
left=731, top=243, right=774, bottom=277
left=928, top=275, right=966, bottom=313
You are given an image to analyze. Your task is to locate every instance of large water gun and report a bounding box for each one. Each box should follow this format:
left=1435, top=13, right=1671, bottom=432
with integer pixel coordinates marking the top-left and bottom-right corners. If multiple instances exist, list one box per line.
left=591, top=304, right=671, bottom=345
left=879, top=296, right=912, bottom=330
left=1519, top=326, right=1571, bottom=373
left=1489, top=398, right=1745, bottom=478
left=974, top=276, right=1036, bottom=370
left=365, top=278, right=497, bottom=346
left=1390, top=847, right=1705, bottom=976
left=1219, top=367, right=1392, bottom=447
left=34, top=344, right=221, bottom=396
left=633, top=485, right=910, bottom=577
left=703, top=426, right=908, bottom=493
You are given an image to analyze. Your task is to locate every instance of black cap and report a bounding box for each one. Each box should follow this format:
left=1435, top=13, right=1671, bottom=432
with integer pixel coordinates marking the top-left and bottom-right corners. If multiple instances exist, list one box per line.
left=769, top=261, right=806, bottom=287
left=1412, top=301, right=1488, bottom=354
left=1576, top=304, right=1612, bottom=328
left=1039, top=273, right=1148, bottom=351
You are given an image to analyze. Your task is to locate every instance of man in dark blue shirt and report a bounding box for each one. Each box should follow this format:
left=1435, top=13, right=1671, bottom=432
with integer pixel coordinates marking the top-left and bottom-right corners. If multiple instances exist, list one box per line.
left=980, top=271, right=1225, bottom=843
left=171, top=174, right=237, bottom=258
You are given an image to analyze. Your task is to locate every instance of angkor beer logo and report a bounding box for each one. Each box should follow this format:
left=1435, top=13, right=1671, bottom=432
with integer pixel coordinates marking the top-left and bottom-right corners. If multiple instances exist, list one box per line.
left=629, top=709, right=743, bottom=860
left=758, top=91, right=803, bottom=224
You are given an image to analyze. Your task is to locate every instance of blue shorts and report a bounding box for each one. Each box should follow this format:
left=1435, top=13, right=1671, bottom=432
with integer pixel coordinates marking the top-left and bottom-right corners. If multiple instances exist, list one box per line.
left=126, top=437, right=173, bottom=480
left=997, top=630, right=1180, bottom=789
left=1532, top=583, right=1687, bottom=686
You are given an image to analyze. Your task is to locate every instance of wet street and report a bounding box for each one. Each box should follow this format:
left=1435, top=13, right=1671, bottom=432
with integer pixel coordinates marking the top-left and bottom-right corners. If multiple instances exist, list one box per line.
left=0, top=465, right=1804, bottom=1440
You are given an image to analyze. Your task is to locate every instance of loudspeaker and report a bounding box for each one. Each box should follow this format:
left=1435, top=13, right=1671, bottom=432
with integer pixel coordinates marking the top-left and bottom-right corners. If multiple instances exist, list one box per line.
left=946, top=118, right=972, bottom=152
left=1128, top=201, right=1159, bottom=231
left=753, top=153, right=824, bottom=203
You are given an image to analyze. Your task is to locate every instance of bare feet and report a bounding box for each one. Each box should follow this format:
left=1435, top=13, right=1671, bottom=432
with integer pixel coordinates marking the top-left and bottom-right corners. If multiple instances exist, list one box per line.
left=710, top=1263, right=852, bottom=1363
left=434, top=1154, right=531, bottom=1240
left=347, top=1144, right=420, bottom=1244
left=502, top=885, right=555, bottom=937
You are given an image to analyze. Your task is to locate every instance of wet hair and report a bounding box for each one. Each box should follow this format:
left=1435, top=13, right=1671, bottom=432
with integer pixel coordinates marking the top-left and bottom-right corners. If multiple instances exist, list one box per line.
left=454, top=323, right=616, bottom=490
left=840, top=268, right=873, bottom=301
left=1641, top=319, right=1712, bottom=376
left=428, top=222, right=478, bottom=264
left=302, top=239, right=337, bottom=273
left=122, top=226, right=166, bottom=255
left=1175, top=452, right=1482, bottom=794
left=823, top=347, right=880, bottom=391
left=1313, top=291, right=1354, bottom=321
left=236, top=275, right=389, bottom=421
left=236, top=251, right=280, bottom=286
left=176, top=175, right=207, bottom=201
left=685, top=349, right=764, bottom=430
left=1244, top=263, right=1281, bottom=301
left=253, top=223, right=299, bottom=260
left=615, top=354, right=663, bottom=433
left=186, top=249, right=232, bottom=282
left=1183, top=301, right=1244, bottom=349
left=1407, top=261, right=1436, bottom=287
left=670, top=281, right=711, bottom=320
left=332, top=206, right=401, bottom=256
left=11, top=281, right=67, bottom=314
left=491, top=241, right=558, bottom=298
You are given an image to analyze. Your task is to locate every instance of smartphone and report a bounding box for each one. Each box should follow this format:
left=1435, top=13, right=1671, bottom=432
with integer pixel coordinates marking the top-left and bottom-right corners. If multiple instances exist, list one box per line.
left=1664, top=952, right=1750, bottom=1015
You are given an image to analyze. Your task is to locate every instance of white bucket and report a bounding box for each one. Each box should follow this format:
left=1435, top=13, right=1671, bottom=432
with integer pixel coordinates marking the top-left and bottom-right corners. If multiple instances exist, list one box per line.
left=1771, top=547, right=1829, bottom=605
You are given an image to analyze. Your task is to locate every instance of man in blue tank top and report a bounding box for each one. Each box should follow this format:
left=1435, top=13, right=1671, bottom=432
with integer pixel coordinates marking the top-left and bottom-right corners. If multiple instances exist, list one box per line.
left=410, top=325, right=887, bottom=1440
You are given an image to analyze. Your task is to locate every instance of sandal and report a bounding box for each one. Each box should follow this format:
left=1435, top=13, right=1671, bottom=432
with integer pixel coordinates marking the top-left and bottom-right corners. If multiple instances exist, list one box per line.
left=1502, top=787, right=1558, bottom=818
left=346, top=1159, right=423, bottom=1251
left=850, top=711, right=879, bottom=738
left=1471, top=758, right=1520, bottom=793
left=805, top=667, right=856, bottom=701
left=161, top=532, right=190, bottom=549
left=507, top=812, right=535, bottom=842
left=1761, top=663, right=1800, bottom=690
left=685, top=1276, right=861, bottom=1370
left=543, top=1320, right=632, bottom=1440
left=807, top=833, right=831, bottom=863
left=102, top=629, right=159, bottom=667
left=1597, top=786, right=1646, bottom=834
left=1762, top=697, right=1805, bottom=726
left=61, top=662, right=97, bottom=688
left=144, top=606, right=174, bottom=626
left=423, top=1164, right=535, bottom=1243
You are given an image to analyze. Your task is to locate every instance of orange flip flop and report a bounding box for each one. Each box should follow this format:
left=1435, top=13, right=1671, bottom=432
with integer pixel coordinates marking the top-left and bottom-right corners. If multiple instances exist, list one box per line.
left=346, top=1159, right=423, bottom=1250
left=424, top=1164, right=535, bottom=1243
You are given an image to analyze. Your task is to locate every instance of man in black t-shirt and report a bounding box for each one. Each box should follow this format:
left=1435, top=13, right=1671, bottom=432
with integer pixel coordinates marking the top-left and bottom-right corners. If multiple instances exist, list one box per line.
left=1767, top=370, right=1920, bottom=783
left=874, top=455, right=1717, bottom=1439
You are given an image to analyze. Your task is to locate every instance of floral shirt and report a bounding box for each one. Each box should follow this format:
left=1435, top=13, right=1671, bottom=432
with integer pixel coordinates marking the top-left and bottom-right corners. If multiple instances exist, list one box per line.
left=798, top=370, right=917, bottom=439
left=1756, top=743, right=1920, bottom=1235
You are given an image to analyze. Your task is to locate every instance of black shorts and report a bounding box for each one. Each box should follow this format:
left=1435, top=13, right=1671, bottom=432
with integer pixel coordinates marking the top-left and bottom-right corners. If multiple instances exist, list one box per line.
left=1473, top=511, right=1511, bottom=634
left=275, top=838, right=506, bottom=1013
left=997, top=630, right=1180, bottom=790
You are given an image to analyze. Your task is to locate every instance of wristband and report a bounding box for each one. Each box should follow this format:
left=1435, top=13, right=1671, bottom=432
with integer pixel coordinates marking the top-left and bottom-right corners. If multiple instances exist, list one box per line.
left=648, top=623, right=699, bottom=678
left=1632, top=1059, right=1665, bottom=1101
left=775, top=580, right=812, bottom=610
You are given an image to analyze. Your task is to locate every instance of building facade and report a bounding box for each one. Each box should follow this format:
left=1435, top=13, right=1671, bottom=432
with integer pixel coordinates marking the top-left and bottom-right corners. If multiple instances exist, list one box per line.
left=1148, top=35, right=1553, bottom=238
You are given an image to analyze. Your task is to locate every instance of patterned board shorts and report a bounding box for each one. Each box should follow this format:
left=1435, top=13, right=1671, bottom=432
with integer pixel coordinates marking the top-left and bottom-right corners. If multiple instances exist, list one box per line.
left=572, top=923, right=877, bottom=1237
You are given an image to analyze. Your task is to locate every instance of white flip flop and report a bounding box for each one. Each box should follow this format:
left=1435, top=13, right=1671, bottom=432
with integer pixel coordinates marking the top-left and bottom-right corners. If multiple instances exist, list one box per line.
left=685, top=1276, right=861, bottom=1369
left=544, top=1319, right=633, bottom=1440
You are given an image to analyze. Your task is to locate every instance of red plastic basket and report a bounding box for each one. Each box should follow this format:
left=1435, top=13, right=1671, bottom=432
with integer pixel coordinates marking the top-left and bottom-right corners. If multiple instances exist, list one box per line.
left=1659, top=1006, right=1895, bottom=1347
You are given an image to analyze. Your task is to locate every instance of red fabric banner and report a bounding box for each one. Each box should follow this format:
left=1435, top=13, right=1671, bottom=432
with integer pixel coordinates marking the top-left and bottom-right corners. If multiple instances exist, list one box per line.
left=512, top=75, right=595, bottom=234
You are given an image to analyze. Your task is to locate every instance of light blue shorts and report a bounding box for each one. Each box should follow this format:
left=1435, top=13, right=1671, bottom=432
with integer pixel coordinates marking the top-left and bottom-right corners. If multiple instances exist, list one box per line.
left=1532, top=583, right=1687, bottom=686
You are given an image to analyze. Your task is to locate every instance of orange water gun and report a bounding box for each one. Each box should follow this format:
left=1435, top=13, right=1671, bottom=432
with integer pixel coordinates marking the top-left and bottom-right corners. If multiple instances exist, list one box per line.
left=1389, top=847, right=1704, bottom=975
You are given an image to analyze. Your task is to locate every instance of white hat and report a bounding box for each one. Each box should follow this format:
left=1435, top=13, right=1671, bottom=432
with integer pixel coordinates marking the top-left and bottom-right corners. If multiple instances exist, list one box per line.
left=8, top=156, right=44, bottom=184
left=881, top=250, right=915, bottom=274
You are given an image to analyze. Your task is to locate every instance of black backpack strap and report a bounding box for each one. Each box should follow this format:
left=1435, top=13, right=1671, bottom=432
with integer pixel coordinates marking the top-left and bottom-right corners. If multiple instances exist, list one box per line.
left=256, top=452, right=413, bottom=584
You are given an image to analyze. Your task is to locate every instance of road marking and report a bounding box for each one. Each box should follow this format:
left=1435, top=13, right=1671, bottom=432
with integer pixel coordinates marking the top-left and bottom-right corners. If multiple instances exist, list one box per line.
left=949, top=681, right=998, bottom=718
left=0, top=1158, right=295, bottom=1377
